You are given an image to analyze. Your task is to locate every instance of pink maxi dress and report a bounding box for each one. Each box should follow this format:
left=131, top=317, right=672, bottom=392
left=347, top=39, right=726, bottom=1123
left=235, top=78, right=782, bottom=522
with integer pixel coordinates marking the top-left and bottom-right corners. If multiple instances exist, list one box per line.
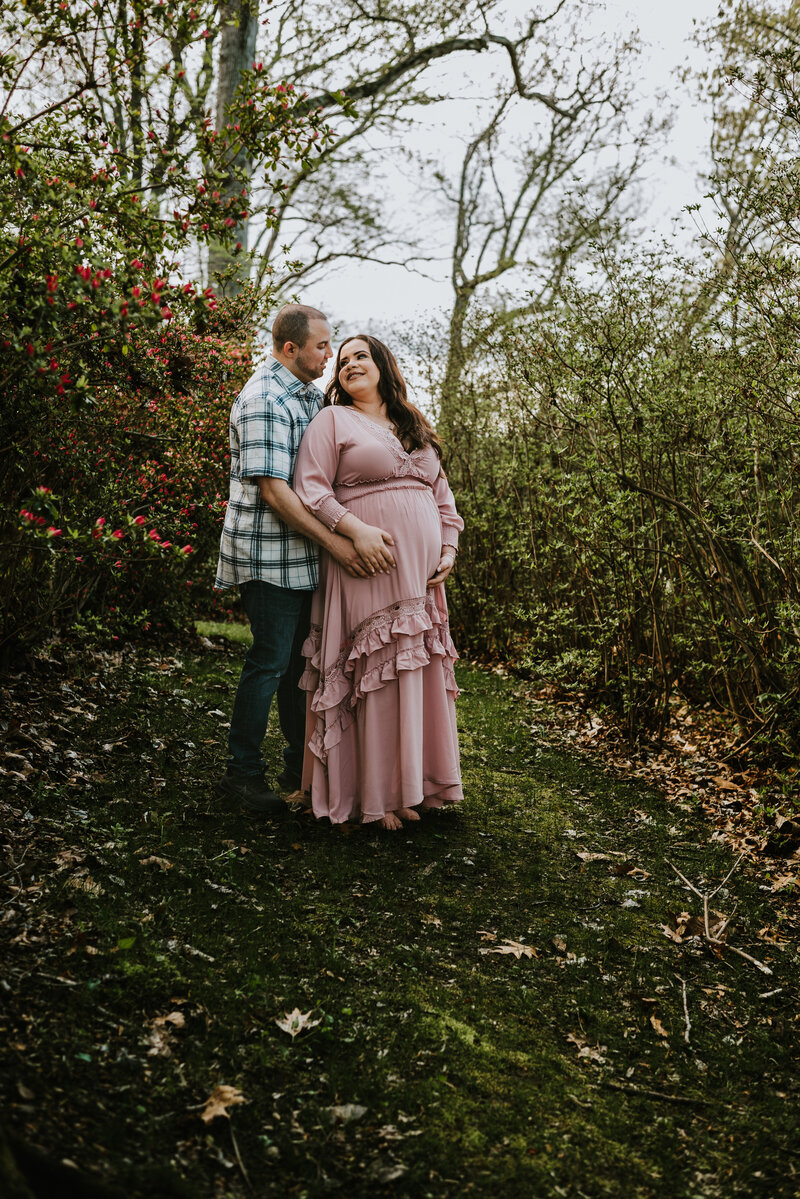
left=293, top=404, right=464, bottom=824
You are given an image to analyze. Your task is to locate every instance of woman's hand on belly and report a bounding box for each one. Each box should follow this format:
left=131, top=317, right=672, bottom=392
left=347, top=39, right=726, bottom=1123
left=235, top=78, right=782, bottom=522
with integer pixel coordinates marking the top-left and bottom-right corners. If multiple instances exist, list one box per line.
left=427, top=547, right=456, bottom=587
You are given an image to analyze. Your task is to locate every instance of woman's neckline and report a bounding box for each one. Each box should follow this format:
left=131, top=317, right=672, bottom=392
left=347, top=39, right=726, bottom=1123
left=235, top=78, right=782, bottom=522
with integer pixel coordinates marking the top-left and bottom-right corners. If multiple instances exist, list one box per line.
left=345, top=405, right=424, bottom=457
left=347, top=405, right=395, bottom=433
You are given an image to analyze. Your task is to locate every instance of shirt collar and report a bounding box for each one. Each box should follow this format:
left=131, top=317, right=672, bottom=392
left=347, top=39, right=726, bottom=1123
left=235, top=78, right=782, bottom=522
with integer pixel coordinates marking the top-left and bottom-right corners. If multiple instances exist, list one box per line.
left=268, top=356, right=323, bottom=404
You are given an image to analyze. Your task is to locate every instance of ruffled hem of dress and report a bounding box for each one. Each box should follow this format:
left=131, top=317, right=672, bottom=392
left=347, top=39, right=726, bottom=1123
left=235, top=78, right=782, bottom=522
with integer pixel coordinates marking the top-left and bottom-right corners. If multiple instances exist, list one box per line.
left=300, top=593, right=459, bottom=763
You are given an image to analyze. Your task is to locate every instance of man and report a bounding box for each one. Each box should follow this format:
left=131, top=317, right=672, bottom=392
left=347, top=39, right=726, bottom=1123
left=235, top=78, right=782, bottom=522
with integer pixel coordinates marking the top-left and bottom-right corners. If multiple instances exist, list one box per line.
left=214, top=303, right=368, bottom=814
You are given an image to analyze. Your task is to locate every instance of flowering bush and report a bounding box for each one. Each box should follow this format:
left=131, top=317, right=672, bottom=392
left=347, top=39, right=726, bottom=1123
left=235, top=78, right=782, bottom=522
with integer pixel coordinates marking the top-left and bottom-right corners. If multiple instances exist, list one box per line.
left=6, top=295, right=264, bottom=648
left=0, top=0, right=329, bottom=658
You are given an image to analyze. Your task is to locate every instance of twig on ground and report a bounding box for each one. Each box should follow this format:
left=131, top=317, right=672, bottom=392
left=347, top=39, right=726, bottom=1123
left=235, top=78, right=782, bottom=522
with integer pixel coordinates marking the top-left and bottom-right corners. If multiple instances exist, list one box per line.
left=35, top=971, right=78, bottom=986
left=708, top=853, right=746, bottom=901
left=666, top=859, right=773, bottom=976
left=715, top=905, right=738, bottom=939
left=0, top=844, right=31, bottom=883
left=678, top=976, right=691, bottom=1044
left=601, top=1079, right=711, bottom=1107
left=230, top=1124, right=252, bottom=1191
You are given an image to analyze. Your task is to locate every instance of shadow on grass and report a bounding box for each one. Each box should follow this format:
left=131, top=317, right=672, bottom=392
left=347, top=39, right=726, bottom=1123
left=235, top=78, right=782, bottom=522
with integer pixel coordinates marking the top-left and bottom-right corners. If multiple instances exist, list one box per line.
left=1, top=625, right=798, bottom=1197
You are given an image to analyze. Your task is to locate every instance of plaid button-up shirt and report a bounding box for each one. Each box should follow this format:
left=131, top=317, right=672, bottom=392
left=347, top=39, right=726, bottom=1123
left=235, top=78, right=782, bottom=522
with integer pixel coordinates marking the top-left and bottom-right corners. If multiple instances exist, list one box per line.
left=215, top=357, right=323, bottom=591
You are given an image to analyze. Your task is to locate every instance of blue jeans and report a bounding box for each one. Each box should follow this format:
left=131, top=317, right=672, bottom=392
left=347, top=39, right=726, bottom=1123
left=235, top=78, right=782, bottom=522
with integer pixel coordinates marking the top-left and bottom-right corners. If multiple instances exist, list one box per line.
left=227, top=579, right=312, bottom=780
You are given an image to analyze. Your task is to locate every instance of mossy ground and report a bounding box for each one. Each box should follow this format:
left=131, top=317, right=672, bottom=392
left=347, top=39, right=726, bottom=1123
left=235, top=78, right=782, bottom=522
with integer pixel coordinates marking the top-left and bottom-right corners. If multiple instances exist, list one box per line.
left=1, top=627, right=798, bottom=1198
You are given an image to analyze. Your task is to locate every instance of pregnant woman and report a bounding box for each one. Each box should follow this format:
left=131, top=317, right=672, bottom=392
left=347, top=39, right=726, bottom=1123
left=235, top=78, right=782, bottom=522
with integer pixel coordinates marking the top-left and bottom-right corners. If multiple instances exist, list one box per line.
left=293, top=335, right=464, bottom=829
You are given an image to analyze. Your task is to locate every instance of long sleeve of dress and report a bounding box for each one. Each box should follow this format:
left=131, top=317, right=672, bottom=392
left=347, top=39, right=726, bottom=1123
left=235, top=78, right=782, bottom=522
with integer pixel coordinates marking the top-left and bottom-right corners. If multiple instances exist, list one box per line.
left=433, top=470, right=464, bottom=549
left=294, top=410, right=349, bottom=531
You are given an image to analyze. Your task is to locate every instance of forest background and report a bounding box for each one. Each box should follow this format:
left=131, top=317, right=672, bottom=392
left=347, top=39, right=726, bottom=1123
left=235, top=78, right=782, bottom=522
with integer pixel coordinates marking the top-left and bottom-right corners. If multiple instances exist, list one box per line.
left=4, top=0, right=800, bottom=764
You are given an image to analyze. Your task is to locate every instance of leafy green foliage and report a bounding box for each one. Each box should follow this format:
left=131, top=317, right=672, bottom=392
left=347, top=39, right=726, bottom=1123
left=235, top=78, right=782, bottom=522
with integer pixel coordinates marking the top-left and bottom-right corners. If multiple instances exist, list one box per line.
left=443, top=4, right=800, bottom=755
left=0, top=0, right=328, bottom=657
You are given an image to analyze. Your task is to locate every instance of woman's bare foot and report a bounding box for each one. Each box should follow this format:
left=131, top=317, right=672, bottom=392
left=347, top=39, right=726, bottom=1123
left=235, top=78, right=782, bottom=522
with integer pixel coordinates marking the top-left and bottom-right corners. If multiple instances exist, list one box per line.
left=396, top=806, right=421, bottom=822
left=380, top=811, right=403, bottom=830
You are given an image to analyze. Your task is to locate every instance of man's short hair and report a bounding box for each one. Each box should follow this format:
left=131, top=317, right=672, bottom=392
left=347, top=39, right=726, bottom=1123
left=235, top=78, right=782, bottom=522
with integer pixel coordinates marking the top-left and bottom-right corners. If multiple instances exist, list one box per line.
left=272, top=303, right=328, bottom=350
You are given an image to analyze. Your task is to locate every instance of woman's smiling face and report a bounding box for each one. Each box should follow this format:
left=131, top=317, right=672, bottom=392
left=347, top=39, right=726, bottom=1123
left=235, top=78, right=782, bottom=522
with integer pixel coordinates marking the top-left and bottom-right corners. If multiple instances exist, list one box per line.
left=338, top=338, right=380, bottom=400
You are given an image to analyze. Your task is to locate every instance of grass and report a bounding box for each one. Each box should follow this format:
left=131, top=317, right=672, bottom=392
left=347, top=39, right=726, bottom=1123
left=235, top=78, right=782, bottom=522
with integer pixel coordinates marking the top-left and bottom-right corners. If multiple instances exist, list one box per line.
left=1, top=625, right=798, bottom=1198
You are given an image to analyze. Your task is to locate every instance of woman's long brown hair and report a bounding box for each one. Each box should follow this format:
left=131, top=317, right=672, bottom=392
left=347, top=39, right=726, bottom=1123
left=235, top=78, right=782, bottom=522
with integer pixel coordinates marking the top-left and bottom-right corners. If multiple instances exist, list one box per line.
left=324, top=335, right=442, bottom=457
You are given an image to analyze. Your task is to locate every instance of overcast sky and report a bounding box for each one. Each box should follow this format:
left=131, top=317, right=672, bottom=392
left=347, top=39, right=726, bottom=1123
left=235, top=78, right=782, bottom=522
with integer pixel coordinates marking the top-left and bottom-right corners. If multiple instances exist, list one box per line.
left=312, top=0, right=721, bottom=342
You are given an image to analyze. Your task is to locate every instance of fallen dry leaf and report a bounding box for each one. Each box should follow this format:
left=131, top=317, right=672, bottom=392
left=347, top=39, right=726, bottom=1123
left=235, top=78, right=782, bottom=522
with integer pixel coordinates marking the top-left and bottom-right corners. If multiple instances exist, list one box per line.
left=650, top=1014, right=669, bottom=1038
left=757, top=925, right=792, bottom=944
left=662, top=909, right=731, bottom=943
left=274, top=1008, right=322, bottom=1039
left=144, top=1010, right=186, bottom=1057
left=53, top=850, right=86, bottom=871
left=712, top=776, right=743, bottom=792
left=326, top=1103, right=367, bottom=1123
left=159, top=1011, right=185, bottom=1029
left=769, top=872, right=798, bottom=892
left=576, top=851, right=612, bottom=863
left=199, top=1084, right=246, bottom=1124
left=66, top=875, right=104, bottom=896
left=479, top=939, right=538, bottom=959
left=611, top=861, right=652, bottom=880
left=566, top=1033, right=607, bottom=1064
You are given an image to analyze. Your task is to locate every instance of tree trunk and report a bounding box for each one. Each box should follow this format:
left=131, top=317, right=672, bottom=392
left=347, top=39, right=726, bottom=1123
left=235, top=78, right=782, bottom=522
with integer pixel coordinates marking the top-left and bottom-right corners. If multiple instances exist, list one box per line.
left=207, top=0, right=258, bottom=294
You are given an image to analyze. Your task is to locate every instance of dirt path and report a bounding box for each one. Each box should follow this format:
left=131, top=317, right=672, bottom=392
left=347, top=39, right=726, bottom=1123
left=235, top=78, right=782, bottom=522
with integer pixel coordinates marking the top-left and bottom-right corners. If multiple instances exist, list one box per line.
left=1, top=634, right=798, bottom=1197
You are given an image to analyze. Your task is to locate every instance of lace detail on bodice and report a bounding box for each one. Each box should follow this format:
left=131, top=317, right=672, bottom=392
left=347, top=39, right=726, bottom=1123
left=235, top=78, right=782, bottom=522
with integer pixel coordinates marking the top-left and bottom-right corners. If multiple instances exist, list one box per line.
left=344, top=406, right=432, bottom=481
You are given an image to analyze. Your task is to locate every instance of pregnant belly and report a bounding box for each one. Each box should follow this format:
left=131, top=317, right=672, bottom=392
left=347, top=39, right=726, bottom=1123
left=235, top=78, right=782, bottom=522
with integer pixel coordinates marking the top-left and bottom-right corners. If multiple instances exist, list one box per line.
left=346, top=485, right=442, bottom=583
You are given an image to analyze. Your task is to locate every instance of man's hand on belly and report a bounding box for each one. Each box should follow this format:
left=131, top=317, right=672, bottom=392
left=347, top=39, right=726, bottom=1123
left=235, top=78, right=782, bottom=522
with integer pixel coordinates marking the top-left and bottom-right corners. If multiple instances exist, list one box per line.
left=327, top=534, right=373, bottom=578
